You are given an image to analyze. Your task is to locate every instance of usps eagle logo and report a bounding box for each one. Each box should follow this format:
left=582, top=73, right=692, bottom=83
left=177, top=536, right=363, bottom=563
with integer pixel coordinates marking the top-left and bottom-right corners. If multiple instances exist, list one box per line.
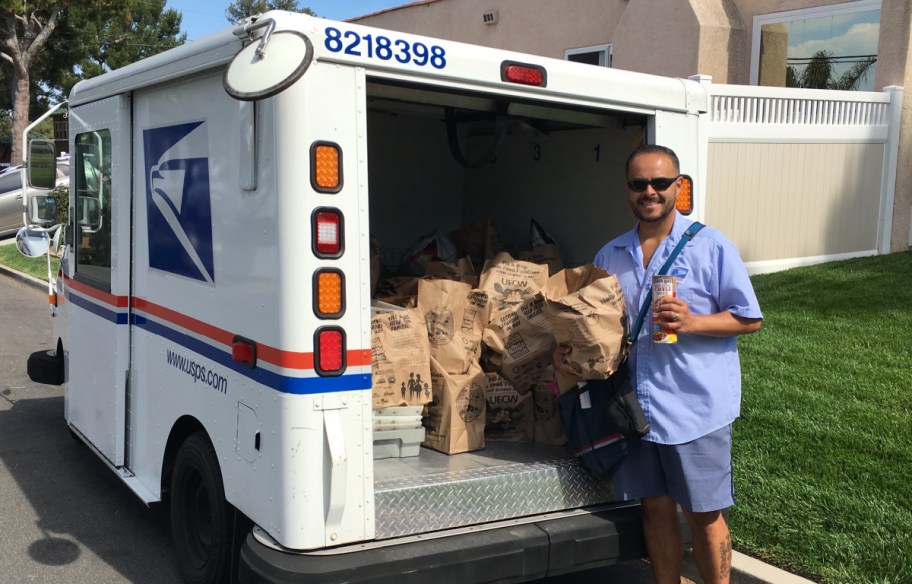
left=142, top=122, right=214, bottom=284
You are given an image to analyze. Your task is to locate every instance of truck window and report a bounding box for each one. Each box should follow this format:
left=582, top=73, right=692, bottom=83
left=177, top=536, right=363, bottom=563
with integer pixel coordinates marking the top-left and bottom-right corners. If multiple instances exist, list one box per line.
left=74, top=130, right=113, bottom=289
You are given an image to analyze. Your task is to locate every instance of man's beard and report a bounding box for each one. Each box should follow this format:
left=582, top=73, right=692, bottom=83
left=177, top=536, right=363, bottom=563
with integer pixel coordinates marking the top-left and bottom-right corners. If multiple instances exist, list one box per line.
left=632, top=195, right=675, bottom=222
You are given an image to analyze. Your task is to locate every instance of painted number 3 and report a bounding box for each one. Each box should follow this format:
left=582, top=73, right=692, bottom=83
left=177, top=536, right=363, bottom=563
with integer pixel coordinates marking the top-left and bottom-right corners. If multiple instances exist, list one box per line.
left=324, top=27, right=447, bottom=69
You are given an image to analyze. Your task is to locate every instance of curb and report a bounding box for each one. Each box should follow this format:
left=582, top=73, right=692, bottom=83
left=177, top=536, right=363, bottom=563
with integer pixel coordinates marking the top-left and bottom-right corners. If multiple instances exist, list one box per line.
left=0, top=263, right=50, bottom=292
left=731, top=551, right=817, bottom=584
left=682, top=549, right=817, bottom=584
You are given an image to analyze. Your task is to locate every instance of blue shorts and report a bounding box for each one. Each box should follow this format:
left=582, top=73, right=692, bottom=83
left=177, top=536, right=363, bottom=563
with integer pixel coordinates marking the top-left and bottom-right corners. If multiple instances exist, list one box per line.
left=611, top=425, right=734, bottom=513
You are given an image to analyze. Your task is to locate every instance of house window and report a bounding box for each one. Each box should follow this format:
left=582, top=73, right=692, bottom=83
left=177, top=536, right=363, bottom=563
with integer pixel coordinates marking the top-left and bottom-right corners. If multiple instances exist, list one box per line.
left=751, top=0, right=880, bottom=91
left=565, top=44, right=612, bottom=68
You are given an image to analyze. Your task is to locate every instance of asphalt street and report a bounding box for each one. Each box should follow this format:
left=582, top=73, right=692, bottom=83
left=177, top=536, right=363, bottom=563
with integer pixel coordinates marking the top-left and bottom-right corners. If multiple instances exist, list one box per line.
left=0, top=272, right=694, bottom=584
left=0, top=276, right=182, bottom=583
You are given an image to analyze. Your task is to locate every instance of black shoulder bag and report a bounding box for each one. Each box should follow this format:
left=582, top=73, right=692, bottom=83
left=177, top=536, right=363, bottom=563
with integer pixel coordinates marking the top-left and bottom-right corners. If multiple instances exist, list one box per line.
left=558, top=222, right=704, bottom=477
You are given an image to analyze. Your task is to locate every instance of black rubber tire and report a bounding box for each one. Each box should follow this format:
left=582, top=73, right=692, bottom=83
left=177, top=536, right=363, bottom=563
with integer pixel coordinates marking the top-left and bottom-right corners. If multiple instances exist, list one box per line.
left=170, top=432, right=233, bottom=584
left=27, top=348, right=64, bottom=385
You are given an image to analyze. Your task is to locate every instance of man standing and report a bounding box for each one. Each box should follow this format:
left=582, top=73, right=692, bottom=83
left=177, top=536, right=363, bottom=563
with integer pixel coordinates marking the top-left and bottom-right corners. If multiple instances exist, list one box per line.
left=556, top=144, right=762, bottom=584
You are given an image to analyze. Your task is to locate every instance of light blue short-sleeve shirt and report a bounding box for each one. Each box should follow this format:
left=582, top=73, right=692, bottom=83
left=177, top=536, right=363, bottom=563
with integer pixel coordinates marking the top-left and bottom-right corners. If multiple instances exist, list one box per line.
left=593, top=213, right=763, bottom=445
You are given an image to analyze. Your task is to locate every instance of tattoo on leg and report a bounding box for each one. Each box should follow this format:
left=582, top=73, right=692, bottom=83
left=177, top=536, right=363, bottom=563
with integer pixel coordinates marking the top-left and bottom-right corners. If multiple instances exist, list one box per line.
left=720, top=535, right=732, bottom=579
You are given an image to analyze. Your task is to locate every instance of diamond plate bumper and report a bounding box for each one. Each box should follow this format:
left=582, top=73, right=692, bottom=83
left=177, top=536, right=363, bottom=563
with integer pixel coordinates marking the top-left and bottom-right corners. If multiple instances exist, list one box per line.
left=240, top=442, right=651, bottom=584
left=373, top=442, right=618, bottom=538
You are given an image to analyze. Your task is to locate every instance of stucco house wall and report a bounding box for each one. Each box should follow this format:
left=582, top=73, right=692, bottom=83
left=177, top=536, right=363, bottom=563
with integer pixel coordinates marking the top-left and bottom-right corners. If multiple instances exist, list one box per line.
left=352, top=0, right=629, bottom=57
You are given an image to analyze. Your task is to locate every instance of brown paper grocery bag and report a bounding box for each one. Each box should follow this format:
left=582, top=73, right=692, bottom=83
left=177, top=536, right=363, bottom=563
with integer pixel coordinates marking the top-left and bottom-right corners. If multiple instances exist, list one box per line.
left=422, top=358, right=487, bottom=454
left=481, top=294, right=554, bottom=394
left=380, top=275, right=420, bottom=298
left=418, top=279, right=491, bottom=375
left=479, top=252, right=550, bottom=312
left=541, top=264, right=628, bottom=393
left=424, top=256, right=477, bottom=287
left=531, top=375, right=566, bottom=446
left=518, top=244, right=564, bottom=277
left=484, top=372, right=533, bottom=442
left=373, top=295, right=416, bottom=309
left=370, top=308, right=432, bottom=409
left=398, top=229, right=458, bottom=276
left=448, top=217, right=507, bottom=266
left=517, top=219, right=564, bottom=276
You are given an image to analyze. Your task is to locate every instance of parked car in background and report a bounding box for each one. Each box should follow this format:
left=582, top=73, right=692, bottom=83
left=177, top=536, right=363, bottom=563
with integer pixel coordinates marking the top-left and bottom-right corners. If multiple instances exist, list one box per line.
left=0, top=161, right=69, bottom=238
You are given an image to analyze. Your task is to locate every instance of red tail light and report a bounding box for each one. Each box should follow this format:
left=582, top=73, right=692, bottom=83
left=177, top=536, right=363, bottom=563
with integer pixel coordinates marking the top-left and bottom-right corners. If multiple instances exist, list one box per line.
left=502, top=61, right=547, bottom=87
left=315, top=328, right=345, bottom=375
left=232, top=335, right=257, bottom=368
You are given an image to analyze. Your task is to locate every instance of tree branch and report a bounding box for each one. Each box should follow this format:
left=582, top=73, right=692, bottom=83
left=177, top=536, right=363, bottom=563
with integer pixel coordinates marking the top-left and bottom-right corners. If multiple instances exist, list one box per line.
left=1, top=31, right=20, bottom=62
left=23, top=8, right=60, bottom=64
left=0, top=12, right=18, bottom=50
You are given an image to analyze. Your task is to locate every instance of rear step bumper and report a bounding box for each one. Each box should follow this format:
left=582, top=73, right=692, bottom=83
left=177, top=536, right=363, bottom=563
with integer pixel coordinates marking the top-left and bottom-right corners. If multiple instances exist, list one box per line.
left=239, top=505, right=660, bottom=584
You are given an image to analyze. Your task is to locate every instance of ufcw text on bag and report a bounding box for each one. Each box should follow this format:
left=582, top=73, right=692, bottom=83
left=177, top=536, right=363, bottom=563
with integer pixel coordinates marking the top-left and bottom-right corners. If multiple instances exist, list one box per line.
left=541, top=265, right=628, bottom=393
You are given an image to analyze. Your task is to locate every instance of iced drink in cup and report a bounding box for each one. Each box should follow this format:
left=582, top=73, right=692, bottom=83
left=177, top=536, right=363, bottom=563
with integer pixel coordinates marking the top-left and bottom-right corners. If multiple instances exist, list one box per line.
left=652, top=275, right=677, bottom=344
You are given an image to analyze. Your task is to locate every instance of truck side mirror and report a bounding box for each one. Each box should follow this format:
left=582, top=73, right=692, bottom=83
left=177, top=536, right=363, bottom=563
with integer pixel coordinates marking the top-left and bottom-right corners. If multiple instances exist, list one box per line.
left=15, top=226, right=50, bottom=258
left=224, top=19, right=313, bottom=101
left=27, top=140, right=57, bottom=189
left=26, top=194, right=58, bottom=227
left=25, top=139, right=59, bottom=227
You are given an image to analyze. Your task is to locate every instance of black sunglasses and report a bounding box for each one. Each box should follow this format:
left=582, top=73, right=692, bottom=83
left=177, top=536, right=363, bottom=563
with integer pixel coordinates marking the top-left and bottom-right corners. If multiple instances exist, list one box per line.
left=627, top=176, right=680, bottom=192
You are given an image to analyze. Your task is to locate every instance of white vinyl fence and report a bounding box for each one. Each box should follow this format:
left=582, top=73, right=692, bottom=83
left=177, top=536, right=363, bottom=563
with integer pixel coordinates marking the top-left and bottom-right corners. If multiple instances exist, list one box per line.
left=692, top=75, right=903, bottom=275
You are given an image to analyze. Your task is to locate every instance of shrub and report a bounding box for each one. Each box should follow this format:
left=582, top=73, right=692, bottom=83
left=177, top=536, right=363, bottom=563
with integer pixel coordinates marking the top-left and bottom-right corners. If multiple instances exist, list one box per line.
left=52, top=185, right=68, bottom=226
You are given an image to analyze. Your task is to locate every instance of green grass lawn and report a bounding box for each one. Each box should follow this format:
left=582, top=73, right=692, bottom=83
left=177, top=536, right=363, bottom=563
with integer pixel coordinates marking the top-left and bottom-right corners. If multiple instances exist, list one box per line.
left=733, top=250, right=912, bottom=584
left=0, top=243, right=60, bottom=281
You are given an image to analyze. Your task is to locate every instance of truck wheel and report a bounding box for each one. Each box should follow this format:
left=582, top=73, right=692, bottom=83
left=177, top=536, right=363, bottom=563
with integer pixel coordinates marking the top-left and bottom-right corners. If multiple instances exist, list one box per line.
left=171, top=432, right=232, bottom=584
left=27, top=347, right=64, bottom=385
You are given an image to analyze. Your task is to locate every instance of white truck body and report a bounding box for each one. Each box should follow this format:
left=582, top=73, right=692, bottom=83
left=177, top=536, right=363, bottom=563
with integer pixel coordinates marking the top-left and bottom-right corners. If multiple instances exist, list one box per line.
left=27, top=11, right=703, bottom=583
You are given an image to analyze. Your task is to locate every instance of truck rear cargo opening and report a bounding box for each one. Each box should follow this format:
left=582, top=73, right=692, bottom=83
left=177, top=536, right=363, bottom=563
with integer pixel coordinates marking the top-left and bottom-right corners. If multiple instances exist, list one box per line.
left=365, top=78, right=648, bottom=270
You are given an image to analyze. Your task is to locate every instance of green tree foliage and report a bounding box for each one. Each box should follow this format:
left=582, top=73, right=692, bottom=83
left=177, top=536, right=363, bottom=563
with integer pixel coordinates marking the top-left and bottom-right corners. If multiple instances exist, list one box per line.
left=785, top=50, right=877, bottom=91
left=225, top=0, right=316, bottom=24
left=74, top=1, right=186, bottom=80
left=0, top=1, right=184, bottom=163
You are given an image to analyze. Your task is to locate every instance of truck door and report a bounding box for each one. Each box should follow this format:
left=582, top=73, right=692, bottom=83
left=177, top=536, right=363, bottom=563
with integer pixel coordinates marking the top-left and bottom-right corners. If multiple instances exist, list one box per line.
left=66, top=95, right=132, bottom=466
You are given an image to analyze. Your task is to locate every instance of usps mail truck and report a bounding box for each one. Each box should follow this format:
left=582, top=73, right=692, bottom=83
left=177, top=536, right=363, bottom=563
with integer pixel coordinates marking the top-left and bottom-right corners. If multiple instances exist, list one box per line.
left=20, top=10, right=702, bottom=584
